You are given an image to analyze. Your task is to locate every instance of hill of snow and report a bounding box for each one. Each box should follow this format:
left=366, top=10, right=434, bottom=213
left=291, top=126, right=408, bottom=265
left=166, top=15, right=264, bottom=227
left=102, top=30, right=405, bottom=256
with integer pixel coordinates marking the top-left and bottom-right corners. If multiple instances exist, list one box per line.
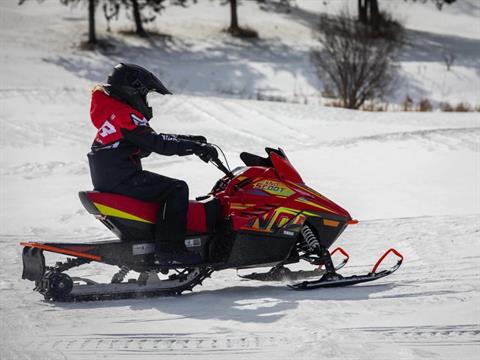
left=2, top=0, right=479, bottom=105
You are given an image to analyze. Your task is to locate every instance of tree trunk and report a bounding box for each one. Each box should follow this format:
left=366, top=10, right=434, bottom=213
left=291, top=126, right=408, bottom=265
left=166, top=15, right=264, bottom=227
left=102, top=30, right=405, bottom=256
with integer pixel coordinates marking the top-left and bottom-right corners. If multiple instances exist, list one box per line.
left=358, top=0, right=367, bottom=24
left=132, top=0, right=148, bottom=37
left=88, top=0, right=97, bottom=44
left=369, top=0, right=380, bottom=33
left=229, top=0, right=239, bottom=31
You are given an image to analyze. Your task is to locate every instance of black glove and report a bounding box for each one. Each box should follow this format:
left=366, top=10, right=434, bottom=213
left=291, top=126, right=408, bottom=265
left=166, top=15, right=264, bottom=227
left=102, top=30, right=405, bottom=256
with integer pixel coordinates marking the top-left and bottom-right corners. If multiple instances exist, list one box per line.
left=177, top=135, right=207, bottom=144
left=194, top=143, right=218, bottom=163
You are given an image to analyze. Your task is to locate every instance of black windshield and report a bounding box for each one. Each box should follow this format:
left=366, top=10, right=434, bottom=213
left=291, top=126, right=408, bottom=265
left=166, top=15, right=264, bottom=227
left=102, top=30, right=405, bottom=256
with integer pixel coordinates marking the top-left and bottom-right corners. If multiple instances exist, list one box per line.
left=239, top=147, right=286, bottom=167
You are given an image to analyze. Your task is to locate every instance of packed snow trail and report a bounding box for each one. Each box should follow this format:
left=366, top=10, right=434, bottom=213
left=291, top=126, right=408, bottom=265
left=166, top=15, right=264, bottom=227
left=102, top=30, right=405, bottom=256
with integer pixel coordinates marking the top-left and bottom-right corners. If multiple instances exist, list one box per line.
left=1, top=88, right=479, bottom=360
left=1, top=90, right=479, bottom=360
left=1, top=215, right=479, bottom=359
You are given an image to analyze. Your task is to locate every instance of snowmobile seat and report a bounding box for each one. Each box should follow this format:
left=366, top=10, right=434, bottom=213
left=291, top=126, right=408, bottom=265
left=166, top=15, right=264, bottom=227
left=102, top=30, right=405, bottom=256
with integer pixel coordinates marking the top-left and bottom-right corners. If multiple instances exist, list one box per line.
left=79, top=191, right=161, bottom=224
left=79, top=191, right=218, bottom=239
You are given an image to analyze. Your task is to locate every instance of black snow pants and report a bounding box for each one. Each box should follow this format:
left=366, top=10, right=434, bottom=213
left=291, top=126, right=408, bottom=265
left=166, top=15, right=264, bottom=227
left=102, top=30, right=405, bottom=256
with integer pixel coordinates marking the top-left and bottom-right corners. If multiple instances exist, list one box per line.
left=111, top=170, right=189, bottom=254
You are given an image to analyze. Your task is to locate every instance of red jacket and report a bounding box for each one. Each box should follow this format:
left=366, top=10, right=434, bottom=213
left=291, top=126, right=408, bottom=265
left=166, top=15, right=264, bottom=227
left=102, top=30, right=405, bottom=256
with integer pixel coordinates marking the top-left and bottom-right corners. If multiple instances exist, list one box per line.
left=87, top=90, right=198, bottom=191
left=90, top=90, right=149, bottom=146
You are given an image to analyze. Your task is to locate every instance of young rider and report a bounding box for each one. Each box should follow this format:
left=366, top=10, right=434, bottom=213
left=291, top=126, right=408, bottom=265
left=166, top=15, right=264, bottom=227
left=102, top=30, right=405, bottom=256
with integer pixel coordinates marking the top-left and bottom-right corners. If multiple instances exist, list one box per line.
left=88, top=63, right=217, bottom=265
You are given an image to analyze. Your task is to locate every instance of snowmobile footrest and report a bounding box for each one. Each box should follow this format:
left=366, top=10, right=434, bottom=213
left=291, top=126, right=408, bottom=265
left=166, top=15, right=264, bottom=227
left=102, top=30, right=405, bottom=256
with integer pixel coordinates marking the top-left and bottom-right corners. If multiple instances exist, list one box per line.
left=22, top=247, right=46, bottom=281
left=238, top=248, right=350, bottom=282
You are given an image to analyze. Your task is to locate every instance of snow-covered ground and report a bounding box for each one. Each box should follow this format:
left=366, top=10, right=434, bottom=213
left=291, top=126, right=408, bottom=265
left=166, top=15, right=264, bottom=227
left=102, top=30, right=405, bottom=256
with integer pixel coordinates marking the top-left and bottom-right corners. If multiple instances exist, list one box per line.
left=1, top=1, right=479, bottom=359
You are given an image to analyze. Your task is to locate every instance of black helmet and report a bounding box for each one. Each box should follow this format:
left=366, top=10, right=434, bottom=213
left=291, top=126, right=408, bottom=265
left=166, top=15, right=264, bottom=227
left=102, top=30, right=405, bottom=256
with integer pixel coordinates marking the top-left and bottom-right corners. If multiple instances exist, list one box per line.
left=104, top=63, right=172, bottom=120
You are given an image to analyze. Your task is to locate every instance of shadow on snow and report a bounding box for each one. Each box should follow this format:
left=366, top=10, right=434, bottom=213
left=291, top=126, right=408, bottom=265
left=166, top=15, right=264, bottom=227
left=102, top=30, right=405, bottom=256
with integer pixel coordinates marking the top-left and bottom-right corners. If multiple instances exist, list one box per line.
left=56, top=282, right=398, bottom=324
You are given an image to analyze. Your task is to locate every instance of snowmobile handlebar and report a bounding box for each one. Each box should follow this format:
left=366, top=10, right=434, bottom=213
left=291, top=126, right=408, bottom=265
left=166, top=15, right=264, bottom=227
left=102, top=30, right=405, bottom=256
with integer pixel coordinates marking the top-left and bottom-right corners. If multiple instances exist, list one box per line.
left=193, top=141, right=234, bottom=179
left=195, top=141, right=234, bottom=179
left=212, top=157, right=234, bottom=179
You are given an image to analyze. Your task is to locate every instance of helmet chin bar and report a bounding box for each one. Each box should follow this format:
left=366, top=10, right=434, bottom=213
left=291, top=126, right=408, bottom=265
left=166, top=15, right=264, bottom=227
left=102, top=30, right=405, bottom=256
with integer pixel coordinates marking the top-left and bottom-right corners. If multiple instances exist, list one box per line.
left=104, top=85, right=153, bottom=120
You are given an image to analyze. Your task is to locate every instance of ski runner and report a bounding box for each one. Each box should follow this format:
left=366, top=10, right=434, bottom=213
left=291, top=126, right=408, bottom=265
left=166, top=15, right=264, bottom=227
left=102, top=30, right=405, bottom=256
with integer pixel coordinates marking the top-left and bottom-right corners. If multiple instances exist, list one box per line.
left=87, top=63, right=217, bottom=265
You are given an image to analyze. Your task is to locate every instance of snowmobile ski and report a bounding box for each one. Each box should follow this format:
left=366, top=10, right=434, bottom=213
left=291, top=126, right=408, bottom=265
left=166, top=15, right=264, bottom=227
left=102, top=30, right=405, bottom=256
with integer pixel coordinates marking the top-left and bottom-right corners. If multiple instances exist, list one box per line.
left=289, top=248, right=403, bottom=290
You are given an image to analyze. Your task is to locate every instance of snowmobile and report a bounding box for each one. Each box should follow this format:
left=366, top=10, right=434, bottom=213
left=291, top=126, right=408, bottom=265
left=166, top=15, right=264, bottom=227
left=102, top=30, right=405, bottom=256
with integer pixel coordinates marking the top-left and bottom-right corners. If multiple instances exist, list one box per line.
left=21, top=146, right=403, bottom=302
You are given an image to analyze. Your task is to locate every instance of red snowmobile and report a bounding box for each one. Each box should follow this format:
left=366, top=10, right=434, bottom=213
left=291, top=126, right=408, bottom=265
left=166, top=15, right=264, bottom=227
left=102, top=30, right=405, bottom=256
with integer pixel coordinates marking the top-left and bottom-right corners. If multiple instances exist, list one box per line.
left=21, top=147, right=403, bottom=301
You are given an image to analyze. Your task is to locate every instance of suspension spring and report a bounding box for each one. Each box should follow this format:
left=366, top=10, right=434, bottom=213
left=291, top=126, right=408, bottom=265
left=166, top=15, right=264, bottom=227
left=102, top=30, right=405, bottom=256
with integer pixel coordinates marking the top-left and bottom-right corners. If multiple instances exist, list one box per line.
left=301, top=225, right=320, bottom=251
left=47, top=257, right=91, bottom=273
left=111, top=265, right=130, bottom=284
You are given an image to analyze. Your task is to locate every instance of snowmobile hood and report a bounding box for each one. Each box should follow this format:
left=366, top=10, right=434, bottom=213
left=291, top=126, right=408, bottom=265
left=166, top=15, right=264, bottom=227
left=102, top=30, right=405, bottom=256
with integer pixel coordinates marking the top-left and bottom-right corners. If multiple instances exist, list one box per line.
left=269, top=150, right=350, bottom=219
left=289, top=182, right=352, bottom=220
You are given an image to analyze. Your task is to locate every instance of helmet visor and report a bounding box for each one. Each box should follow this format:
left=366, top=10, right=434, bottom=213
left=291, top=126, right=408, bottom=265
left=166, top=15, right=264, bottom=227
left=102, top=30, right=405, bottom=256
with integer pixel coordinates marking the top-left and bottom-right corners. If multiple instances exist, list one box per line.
left=149, top=73, right=172, bottom=95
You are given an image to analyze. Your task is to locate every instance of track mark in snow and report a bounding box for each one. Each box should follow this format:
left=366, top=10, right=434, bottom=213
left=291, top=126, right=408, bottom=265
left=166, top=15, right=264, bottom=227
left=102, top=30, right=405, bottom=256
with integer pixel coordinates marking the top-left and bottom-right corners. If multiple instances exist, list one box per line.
left=0, top=87, right=86, bottom=100
left=346, top=324, right=480, bottom=344
left=41, top=332, right=291, bottom=355
left=322, top=127, right=480, bottom=151
left=217, top=100, right=310, bottom=143
left=187, top=98, right=274, bottom=144
left=0, top=161, right=67, bottom=179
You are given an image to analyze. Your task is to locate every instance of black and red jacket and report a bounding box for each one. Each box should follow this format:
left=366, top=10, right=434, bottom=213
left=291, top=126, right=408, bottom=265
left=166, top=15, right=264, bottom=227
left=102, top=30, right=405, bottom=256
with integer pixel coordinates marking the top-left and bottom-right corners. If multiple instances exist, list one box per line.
left=88, top=90, right=197, bottom=191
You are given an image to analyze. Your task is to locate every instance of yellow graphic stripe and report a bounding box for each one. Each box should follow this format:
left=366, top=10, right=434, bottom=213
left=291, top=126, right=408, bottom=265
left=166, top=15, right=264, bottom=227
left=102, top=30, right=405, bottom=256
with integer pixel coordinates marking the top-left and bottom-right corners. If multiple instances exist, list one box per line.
left=278, top=217, right=289, bottom=227
left=303, top=211, right=321, bottom=217
left=263, top=207, right=303, bottom=231
left=295, top=197, right=336, bottom=214
left=230, top=203, right=256, bottom=210
left=239, top=208, right=314, bottom=232
left=240, top=205, right=320, bottom=232
left=265, top=210, right=281, bottom=231
left=293, top=214, right=307, bottom=225
left=94, top=203, right=154, bottom=224
left=286, top=180, right=327, bottom=200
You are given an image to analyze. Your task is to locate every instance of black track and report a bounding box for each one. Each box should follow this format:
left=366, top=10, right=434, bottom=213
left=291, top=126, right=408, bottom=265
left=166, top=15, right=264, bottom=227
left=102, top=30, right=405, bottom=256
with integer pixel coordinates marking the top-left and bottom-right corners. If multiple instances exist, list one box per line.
left=39, top=267, right=215, bottom=302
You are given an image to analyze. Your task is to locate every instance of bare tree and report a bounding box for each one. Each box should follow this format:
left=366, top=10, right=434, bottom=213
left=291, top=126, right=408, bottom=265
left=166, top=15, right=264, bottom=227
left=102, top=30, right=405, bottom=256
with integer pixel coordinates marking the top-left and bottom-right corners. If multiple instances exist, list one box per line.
left=103, top=0, right=189, bottom=37
left=311, top=12, right=403, bottom=109
left=228, top=0, right=240, bottom=33
left=409, top=0, right=457, bottom=10
left=220, top=0, right=293, bottom=38
left=131, top=0, right=148, bottom=37
left=87, top=0, right=97, bottom=43
left=443, top=52, right=455, bottom=71
left=358, top=0, right=456, bottom=35
left=220, top=0, right=257, bottom=38
left=358, top=0, right=379, bottom=32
